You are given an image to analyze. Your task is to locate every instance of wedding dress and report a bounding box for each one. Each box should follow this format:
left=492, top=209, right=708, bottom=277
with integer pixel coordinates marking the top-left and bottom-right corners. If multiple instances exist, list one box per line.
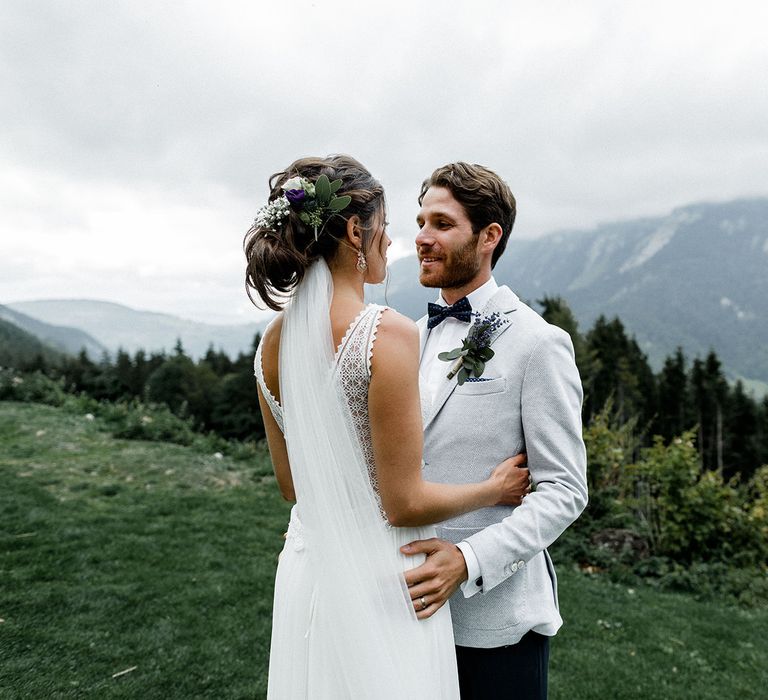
left=254, top=259, right=460, bottom=699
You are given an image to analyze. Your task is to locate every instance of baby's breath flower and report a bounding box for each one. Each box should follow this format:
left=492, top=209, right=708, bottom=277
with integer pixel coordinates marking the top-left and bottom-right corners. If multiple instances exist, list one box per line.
left=254, top=196, right=290, bottom=230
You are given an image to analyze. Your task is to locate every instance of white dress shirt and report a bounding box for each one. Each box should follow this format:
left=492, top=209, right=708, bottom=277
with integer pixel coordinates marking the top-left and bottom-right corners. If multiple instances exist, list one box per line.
left=420, top=276, right=498, bottom=597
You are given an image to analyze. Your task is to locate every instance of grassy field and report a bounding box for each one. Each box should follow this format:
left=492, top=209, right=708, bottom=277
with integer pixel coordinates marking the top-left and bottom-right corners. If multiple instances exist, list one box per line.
left=2, top=401, right=767, bottom=699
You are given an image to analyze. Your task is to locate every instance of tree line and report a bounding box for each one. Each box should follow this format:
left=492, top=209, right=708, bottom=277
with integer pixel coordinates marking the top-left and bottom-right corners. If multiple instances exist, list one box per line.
left=20, top=337, right=264, bottom=443
left=11, top=298, right=768, bottom=482
left=541, top=297, right=767, bottom=482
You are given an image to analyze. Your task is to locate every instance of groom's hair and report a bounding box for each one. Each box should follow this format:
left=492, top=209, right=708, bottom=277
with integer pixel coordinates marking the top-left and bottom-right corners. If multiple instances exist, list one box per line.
left=418, top=162, right=516, bottom=268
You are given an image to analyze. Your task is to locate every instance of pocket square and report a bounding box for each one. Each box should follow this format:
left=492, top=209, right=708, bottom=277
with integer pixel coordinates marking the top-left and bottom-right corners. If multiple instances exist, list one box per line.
left=464, top=376, right=493, bottom=382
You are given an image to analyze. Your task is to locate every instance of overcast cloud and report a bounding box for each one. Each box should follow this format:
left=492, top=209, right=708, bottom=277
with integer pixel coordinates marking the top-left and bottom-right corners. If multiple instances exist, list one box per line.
left=1, top=1, right=766, bottom=323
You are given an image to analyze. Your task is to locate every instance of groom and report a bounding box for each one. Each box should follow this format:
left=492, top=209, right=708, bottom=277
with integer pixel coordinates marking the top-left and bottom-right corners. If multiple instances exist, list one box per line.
left=402, top=162, right=588, bottom=699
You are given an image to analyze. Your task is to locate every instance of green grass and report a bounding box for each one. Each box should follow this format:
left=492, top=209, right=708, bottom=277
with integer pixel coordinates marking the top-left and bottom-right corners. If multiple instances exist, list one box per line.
left=2, top=400, right=767, bottom=699
left=0, top=402, right=289, bottom=698
left=550, top=570, right=768, bottom=699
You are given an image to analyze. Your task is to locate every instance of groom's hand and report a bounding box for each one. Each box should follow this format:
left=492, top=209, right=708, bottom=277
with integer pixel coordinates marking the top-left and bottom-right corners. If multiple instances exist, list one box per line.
left=401, top=538, right=467, bottom=620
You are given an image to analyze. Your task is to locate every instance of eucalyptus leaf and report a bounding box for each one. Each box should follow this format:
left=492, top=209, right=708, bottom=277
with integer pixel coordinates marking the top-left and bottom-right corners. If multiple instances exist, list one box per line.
left=329, top=178, right=343, bottom=194
left=439, top=349, right=462, bottom=361
left=457, top=367, right=469, bottom=385
left=474, top=360, right=485, bottom=376
left=329, top=195, right=352, bottom=212
left=479, top=347, right=495, bottom=361
left=299, top=212, right=310, bottom=224
left=315, top=174, right=331, bottom=204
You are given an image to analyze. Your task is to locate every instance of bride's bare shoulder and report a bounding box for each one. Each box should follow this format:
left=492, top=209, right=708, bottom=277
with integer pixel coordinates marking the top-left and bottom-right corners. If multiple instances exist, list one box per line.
left=261, top=313, right=284, bottom=349
left=372, top=308, right=419, bottom=366
left=260, top=314, right=284, bottom=388
left=378, top=307, right=418, bottom=338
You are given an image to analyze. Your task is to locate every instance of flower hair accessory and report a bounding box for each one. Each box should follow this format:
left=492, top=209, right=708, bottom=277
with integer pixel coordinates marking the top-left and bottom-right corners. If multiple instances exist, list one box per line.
left=253, top=174, right=352, bottom=241
left=438, top=311, right=507, bottom=385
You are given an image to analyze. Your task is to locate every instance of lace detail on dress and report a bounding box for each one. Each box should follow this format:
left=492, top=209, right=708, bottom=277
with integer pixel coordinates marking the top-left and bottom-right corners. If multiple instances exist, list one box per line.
left=334, top=304, right=388, bottom=521
left=254, top=333, right=284, bottom=433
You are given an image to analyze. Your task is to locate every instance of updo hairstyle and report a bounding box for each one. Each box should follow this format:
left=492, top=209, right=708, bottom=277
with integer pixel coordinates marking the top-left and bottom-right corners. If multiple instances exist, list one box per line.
left=244, top=155, right=385, bottom=311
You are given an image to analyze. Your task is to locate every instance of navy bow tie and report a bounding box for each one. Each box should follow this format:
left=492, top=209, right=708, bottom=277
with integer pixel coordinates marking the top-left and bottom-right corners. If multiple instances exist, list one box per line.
left=427, top=297, right=473, bottom=329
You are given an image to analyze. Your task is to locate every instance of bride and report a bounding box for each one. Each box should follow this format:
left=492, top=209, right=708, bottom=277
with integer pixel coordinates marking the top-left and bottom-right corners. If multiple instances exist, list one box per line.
left=244, top=155, right=529, bottom=699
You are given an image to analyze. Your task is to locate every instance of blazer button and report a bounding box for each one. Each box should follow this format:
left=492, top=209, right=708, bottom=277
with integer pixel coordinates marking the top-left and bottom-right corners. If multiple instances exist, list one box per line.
left=475, top=577, right=483, bottom=587
left=518, top=560, right=525, bottom=568
left=510, top=562, right=518, bottom=573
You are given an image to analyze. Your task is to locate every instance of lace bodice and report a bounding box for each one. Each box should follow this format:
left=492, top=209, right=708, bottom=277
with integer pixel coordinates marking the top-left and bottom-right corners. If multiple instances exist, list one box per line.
left=255, top=304, right=388, bottom=511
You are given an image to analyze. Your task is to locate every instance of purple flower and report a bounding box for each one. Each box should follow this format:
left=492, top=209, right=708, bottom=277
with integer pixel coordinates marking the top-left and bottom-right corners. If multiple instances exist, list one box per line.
left=285, top=189, right=306, bottom=207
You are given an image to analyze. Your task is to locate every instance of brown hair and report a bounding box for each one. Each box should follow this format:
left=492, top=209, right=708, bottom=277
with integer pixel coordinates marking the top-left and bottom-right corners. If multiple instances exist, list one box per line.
left=418, top=162, right=516, bottom=268
left=244, top=155, right=384, bottom=311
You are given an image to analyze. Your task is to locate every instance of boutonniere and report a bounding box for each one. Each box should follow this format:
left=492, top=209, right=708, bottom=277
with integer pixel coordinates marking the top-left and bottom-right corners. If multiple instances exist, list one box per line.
left=438, top=312, right=506, bottom=385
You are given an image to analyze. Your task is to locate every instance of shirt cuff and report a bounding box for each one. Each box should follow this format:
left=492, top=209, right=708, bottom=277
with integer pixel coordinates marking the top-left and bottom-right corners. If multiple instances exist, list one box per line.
left=456, top=541, right=483, bottom=598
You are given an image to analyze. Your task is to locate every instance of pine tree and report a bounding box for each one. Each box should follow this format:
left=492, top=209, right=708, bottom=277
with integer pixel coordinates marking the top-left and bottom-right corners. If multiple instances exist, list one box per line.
left=584, top=316, right=656, bottom=429
left=209, top=367, right=265, bottom=441
left=202, top=345, right=233, bottom=376
left=724, top=381, right=761, bottom=481
left=690, top=351, right=729, bottom=471
left=760, top=396, right=768, bottom=466
left=656, top=348, right=691, bottom=441
left=132, top=349, right=148, bottom=397
left=24, top=352, right=48, bottom=373
left=146, top=355, right=217, bottom=428
left=113, top=348, right=134, bottom=399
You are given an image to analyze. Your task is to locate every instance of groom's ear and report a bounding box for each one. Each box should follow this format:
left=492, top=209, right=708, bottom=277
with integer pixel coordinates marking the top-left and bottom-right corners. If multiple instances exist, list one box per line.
left=480, top=222, right=503, bottom=256
left=345, top=215, right=363, bottom=247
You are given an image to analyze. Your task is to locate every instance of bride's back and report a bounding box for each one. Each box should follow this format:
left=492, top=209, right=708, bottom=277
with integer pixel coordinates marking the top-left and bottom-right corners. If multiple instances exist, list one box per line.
left=258, top=298, right=374, bottom=405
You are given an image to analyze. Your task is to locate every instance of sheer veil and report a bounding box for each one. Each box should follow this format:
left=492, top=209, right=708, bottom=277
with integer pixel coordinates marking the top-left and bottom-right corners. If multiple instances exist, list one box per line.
left=279, top=258, right=434, bottom=697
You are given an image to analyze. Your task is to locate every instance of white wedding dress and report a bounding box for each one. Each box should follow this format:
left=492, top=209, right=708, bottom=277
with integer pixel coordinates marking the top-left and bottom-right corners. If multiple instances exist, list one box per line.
left=254, top=260, right=460, bottom=699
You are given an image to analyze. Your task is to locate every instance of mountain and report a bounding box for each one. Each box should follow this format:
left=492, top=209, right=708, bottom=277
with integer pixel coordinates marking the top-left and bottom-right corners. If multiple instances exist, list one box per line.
left=369, top=198, right=768, bottom=390
left=0, top=316, right=66, bottom=368
left=0, top=304, right=106, bottom=359
left=5, top=300, right=265, bottom=360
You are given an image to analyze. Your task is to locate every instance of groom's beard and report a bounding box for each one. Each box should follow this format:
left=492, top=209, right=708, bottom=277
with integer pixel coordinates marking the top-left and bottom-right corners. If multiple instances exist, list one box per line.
left=418, top=235, right=482, bottom=289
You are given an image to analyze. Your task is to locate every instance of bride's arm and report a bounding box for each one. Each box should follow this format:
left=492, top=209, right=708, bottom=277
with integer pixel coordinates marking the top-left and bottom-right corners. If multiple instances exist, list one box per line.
left=257, top=386, right=295, bottom=502
left=258, top=316, right=295, bottom=502
left=369, top=311, right=527, bottom=527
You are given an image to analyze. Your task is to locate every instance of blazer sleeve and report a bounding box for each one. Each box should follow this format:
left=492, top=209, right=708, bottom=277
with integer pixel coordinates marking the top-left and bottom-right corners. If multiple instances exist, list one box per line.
left=463, top=324, right=588, bottom=593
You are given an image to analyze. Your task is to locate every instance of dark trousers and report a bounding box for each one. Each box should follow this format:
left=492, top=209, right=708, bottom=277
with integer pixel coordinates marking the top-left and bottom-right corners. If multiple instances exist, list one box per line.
left=456, top=631, right=550, bottom=700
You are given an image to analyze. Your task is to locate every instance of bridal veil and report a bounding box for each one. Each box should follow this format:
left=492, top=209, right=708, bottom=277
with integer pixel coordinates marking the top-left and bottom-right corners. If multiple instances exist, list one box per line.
left=274, top=259, right=450, bottom=698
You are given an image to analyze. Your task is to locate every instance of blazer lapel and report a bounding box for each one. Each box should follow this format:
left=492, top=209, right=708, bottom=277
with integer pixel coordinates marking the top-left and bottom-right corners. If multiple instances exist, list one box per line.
left=422, top=286, right=519, bottom=431
left=476, top=286, right=518, bottom=346
left=422, top=371, right=459, bottom=430
left=417, top=315, right=429, bottom=362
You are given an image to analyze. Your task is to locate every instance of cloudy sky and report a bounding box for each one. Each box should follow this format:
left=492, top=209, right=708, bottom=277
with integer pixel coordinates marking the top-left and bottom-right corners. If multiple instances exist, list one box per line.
left=1, top=1, right=766, bottom=324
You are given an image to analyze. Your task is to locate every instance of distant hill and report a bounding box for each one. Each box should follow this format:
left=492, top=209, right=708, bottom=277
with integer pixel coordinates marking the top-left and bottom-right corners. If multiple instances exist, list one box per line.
left=370, top=198, right=768, bottom=389
left=0, top=317, right=65, bottom=368
left=0, top=304, right=106, bottom=359
left=6, top=300, right=265, bottom=360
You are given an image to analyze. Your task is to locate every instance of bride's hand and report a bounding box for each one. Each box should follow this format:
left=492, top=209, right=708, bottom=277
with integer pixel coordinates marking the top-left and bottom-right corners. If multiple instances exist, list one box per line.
left=489, top=453, right=530, bottom=506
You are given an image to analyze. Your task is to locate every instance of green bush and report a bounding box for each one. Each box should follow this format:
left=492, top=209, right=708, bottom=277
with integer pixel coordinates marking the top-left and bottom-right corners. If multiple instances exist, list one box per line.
left=627, top=433, right=761, bottom=565
left=0, top=371, right=261, bottom=458
left=547, top=408, right=768, bottom=607
left=643, top=560, right=768, bottom=608
left=581, top=405, right=640, bottom=527
left=0, top=369, right=68, bottom=405
left=747, top=465, right=768, bottom=560
left=95, top=398, right=199, bottom=445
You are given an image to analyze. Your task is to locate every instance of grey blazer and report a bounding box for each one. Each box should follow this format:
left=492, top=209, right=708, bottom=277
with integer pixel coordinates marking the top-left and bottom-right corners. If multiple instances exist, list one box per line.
left=418, top=286, right=588, bottom=648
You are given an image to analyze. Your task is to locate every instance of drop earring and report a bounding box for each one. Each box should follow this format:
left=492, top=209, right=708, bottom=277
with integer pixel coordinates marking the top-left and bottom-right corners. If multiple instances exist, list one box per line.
left=356, top=248, right=368, bottom=273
